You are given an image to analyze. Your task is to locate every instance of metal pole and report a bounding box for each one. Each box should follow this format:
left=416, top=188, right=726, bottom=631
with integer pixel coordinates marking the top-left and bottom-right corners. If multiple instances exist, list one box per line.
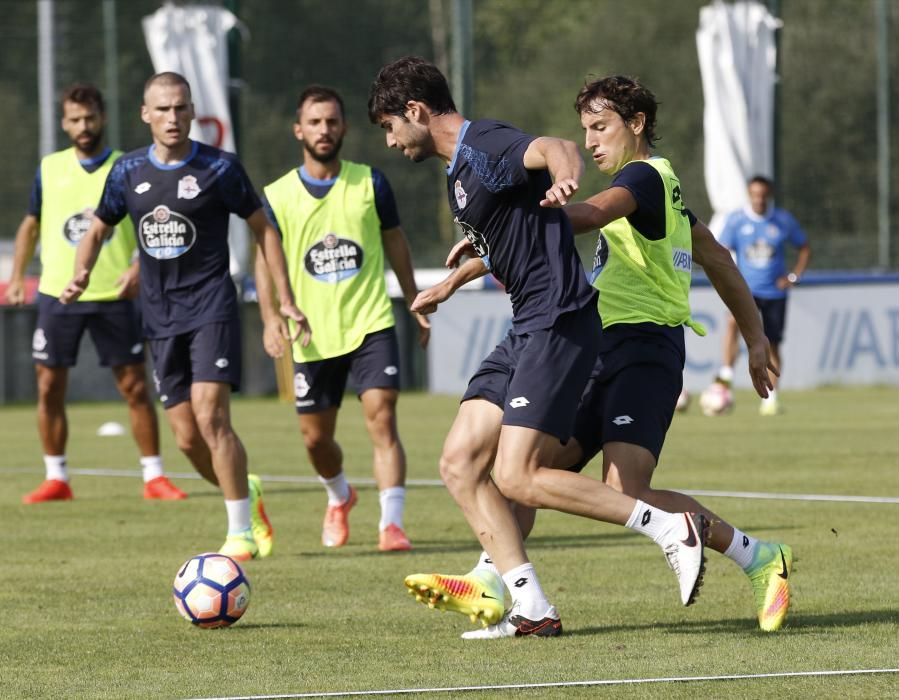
left=876, top=0, right=891, bottom=269
left=767, top=0, right=781, bottom=192
left=102, top=0, right=120, bottom=150
left=38, top=0, right=56, bottom=157
left=224, top=0, right=242, bottom=154
left=451, top=0, right=473, bottom=116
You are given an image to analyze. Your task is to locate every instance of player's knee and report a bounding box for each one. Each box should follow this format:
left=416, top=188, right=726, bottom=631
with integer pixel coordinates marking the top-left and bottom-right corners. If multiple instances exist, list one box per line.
left=492, top=465, right=537, bottom=507
left=438, top=449, right=478, bottom=494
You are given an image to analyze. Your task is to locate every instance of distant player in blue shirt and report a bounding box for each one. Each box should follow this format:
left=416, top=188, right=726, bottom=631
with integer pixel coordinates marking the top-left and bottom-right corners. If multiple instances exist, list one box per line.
left=60, top=72, right=310, bottom=561
left=714, top=176, right=810, bottom=415
left=369, top=57, right=708, bottom=639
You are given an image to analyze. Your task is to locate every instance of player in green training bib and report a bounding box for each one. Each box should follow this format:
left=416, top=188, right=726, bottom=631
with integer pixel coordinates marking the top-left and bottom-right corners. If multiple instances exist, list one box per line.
left=256, top=85, right=429, bottom=552
left=5, top=83, right=186, bottom=504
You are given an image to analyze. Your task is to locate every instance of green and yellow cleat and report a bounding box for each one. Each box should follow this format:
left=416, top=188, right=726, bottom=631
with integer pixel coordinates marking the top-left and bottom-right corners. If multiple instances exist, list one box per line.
left=218, top=531, right=258, bottom=562
left=747, top=542, right=793, bottom=632
left=248, top=473, right=274, bottom=558
left=404, top=571, right=505, bottom=627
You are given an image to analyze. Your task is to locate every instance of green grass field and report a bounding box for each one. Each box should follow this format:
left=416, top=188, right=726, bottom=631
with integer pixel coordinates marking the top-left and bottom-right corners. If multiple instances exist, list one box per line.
left=2, top=387, right=898, bottom=699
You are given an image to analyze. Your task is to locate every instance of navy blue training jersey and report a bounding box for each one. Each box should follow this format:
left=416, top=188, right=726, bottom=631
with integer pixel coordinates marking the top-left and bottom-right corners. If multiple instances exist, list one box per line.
left=95, top=141, right=261, bottom=338
left=446, top=120, right=595, bottom=332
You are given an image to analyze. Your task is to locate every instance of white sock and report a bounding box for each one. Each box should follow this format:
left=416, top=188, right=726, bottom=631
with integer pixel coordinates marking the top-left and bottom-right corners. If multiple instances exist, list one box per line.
left=378, top=486, right=405, bottom=531
left=502, top=562, right=550, bottom=619
left=718, top=365, right=734, bottom=383
left=44, top=455, right=68, bottom=482
left=139, top=455, right=164, bottom=483
left=725, top=528, right=760, bottom=570
left=762, top=388, right=778, bottom=403
left=224, top=498, right=251, bottom=535
left=625, top=500, right=680, bottom=545
left=318, top=472, right=351, bottom=506
left=471, top=551, right=501, bottom=579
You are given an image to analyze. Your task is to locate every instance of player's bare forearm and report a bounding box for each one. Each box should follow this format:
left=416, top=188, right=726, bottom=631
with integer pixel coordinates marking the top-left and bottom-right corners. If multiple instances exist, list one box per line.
left=252, top=243, right=282, bottom=324
left=382, top=226, right=419, bottom=306
left=6, top=215, right=39, bottom=304
left=247, top=210, right=297, bottom=308
left=411, top=257, right=486, bottom=315
left=60, top=216, right=110, bottom=303
left=564, top=187, right=637, bottom=234
left=524, top=137, right=584, bottom=207
left=692, top=221, right=776, bottom=396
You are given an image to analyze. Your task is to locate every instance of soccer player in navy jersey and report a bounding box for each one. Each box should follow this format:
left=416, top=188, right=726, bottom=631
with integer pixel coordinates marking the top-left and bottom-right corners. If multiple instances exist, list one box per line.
left=255, top=85, right=430, bottom=552
left=6, top=82, right=186, bottom=504
left=60, top=72, right=310, bottom=561
left=368, top=57, right=710, bottom=638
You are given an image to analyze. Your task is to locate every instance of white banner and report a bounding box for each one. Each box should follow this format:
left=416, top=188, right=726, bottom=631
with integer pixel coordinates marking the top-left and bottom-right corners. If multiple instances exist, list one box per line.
left=696, top=1, right=781, bottom=234
left=427, top=284, right=899, bottom=395
left=142, top=4, right=249, bottom=277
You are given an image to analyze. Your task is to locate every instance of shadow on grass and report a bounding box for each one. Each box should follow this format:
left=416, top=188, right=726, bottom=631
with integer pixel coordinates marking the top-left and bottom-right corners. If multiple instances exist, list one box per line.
left=232, top=622, right=306, bottom=630
left=566, top=608, right=899, bottom=636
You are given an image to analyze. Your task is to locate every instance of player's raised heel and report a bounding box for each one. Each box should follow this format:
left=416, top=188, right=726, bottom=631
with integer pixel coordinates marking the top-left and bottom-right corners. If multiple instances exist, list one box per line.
left=661, top=512, right=709, bottom=606
left=322, top=486, right=357, bottom=548
left=248, top=473, right=274, bottom=558
left=747, top=542, right=793, bottom=632
left=404, top=571, right=505, bottom=626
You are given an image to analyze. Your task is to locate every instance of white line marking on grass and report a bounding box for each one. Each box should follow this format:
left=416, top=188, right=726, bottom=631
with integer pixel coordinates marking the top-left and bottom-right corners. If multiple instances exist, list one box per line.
left=3, top=467, right=898, bottom=504
left=187, top=668, right=899, bottom=699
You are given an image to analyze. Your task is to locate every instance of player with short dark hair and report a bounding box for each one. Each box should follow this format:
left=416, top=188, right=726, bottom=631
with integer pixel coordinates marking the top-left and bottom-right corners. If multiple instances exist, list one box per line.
left=60, top=72, right=311, bottom=561
left=6, top=82, right=186, bottom=504
left=255, top=85, right=429, bottom=552
left=711, top=174, right=810, bottom=415
left=369, top=57, right=711, bottom=639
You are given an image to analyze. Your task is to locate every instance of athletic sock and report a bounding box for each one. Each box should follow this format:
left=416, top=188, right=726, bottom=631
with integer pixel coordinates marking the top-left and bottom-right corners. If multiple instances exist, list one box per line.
left=502, top=562, right=551, bottom=620
left=723, top=528, right=760, bottom=570
left=717, top=365, right=735, bottom=384
left=139, top=455, right=164, bottom=483
left=43, top=455, right=68, bottom=482
left=378, top=486, right=405, bottom=531
left=224, top=498, right=251, bottom=535
left=471, top=550, right=501, bottom=579
left=625, top=500, right=682, bottom=544
left=318, top=472, right=351, bottom=506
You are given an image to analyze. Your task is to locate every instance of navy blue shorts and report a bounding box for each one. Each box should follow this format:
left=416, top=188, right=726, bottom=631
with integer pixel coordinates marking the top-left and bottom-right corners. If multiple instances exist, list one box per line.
left=755, top=296, right=787, bottom=345
left=293, top=327, right=400, bottom=414
left=32, top=293, right=144, bottom=368
left=148, top=318, right=242, bottom=409
left=571, top=323, right=685, bottom=470
left=462, top=303, right=602, bottom=442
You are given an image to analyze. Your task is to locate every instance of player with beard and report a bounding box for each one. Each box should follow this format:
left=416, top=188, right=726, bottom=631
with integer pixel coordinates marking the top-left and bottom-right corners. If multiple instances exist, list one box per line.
left=6, top=82, right=187, bottom=504
left=256, top=85, right=429, bottom=552
left=60, top=72, right=310, bottom=560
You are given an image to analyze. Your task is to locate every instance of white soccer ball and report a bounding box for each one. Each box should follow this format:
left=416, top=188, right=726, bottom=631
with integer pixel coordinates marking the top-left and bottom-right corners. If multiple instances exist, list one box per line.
left=699, top=382, right=734, bottom=416
left=675, top=388, right=691, bottom=413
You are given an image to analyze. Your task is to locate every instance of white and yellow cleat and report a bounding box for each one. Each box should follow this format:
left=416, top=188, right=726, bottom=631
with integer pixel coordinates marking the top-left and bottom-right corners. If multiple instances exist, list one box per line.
left=404, top=570, right=505, bottom=626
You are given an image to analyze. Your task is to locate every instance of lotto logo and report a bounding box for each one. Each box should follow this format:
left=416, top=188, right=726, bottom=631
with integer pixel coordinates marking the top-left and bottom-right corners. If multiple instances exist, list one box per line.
left=612, top=415, right=634, bottom=425
left=509, top=396, right=530, bottom=408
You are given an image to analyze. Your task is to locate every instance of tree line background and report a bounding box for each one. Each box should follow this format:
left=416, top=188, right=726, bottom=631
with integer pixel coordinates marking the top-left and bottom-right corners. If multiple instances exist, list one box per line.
left=0, top=0, right=896, bottom=270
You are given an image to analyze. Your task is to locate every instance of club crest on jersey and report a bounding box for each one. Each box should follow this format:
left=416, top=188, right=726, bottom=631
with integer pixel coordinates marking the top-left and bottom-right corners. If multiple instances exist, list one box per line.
left=62, top=208, right=94, bottom=246
left=177, top=174, right=201, bottom=200
left=304, top=233, right=363, bottom=283
left=454, top=180, right=468, bottom=209
left=138, top=205, right=197, bottom=259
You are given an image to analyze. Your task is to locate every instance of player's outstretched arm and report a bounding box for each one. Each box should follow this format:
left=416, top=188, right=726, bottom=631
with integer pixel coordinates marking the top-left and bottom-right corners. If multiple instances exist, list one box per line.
left=247, top=209, right=311, bottom=350
left=523, top=137, right=584, bottom=207
left=692, top=219, right=776, bottom=397
left=563, top=186, right=637, bottom=235
left=382, top=225, right=430, bottom=349
left=59, top=215, right=112, bottom=304
left=252, top=244, right=288, bottom=359
left=5, top=214, right=39, bottom=305
left=411, top=257, right=487, bottom=315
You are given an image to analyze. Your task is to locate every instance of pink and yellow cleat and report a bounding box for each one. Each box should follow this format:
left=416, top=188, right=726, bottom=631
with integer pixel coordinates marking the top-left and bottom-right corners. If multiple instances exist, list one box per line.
left=747, top=542, right=793, bottom=632
left=404, top=570, right=505, bottom=626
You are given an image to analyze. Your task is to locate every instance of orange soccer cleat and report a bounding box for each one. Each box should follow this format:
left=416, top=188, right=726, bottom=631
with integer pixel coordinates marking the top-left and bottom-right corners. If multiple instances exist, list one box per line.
left=378, top=523, right=412, bottom=552
left=22, top=479, right=73, bottom=504
left=321, top=486, right=358, bottom=547
left=143, top=476, right=188, bottom=500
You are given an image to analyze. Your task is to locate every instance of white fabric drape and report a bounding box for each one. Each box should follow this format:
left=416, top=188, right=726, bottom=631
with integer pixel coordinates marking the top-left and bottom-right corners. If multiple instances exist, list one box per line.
left=696, top=0, right=781, bottom=234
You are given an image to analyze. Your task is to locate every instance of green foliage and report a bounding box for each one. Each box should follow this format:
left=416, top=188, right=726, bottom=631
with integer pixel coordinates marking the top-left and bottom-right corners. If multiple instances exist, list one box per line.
left=0, top=1, right=897, bottom=268
left=1, top=387, right=898, bottom=698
